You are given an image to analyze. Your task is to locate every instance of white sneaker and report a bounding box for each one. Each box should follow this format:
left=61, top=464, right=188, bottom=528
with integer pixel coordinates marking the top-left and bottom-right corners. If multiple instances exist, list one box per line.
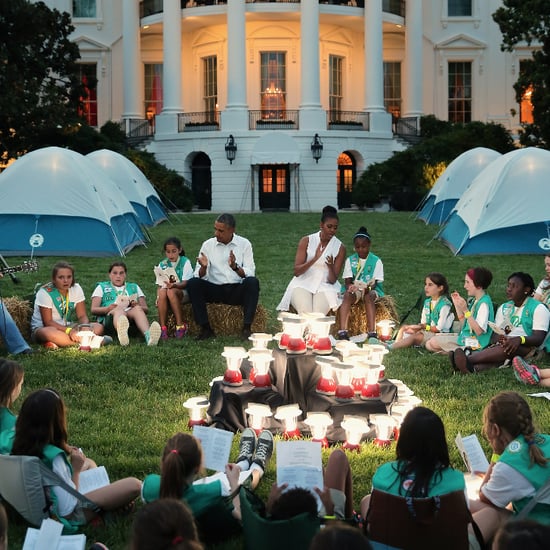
left=145, top=321, right=161, bottom=346
left=117, top=315, right=130, bottom=346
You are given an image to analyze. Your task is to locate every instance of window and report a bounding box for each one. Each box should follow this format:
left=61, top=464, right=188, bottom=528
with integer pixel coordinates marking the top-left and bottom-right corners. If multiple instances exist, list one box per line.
left=260, top=52, right=286, bottom=119
left=329, top=55, right=344, bottom=121
left=203, top=56, right=218, bottom=121
left=448, top=0, right=471, bottom=17
left=144, top=64, right=163, bottom=120
left=77, top=64, right=97, bottom=126
left=73, top=0, right=96, bottom=18
left=448, top=61, right=471, bottom=123
left=383, top=62, right=401, bottom=120
left=519, top=60, right=534, bottom=125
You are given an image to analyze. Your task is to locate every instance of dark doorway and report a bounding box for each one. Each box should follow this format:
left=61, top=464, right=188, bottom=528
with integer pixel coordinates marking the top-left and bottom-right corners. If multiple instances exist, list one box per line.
left=337, top=152, right=356, bottom=209
left=191, top=153, right=212, bottom=210
left=259, top=164, right=290, bottom=210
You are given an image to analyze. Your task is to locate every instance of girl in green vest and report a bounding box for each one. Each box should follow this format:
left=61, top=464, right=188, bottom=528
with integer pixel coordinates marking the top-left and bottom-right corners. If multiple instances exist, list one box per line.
left=471, top=391, right=550, bottom=544
left=11, top=389, right=141, bottom=528
left=533, top=253, right=550, bottom=306
left=453, top=272, right=549, bottom=374
left=391, top=272, right=454, bottom=350
left=0, top=358, right=23, bottom=454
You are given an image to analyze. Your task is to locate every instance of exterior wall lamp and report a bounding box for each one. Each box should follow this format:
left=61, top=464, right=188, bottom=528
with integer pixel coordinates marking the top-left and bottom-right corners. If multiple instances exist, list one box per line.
left=225, top=134, right=237, bottom=164
left=311, top=133, right=323, bottom=163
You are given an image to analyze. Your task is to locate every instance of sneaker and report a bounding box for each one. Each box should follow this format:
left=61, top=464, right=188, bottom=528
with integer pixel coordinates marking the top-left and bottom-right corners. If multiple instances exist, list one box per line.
left=236, top=428, right=257, bottom=465
left=241, top=327, right=252, bottom=341
left=160, top=326, right=169, bottom=340
left=513, top=356, right=540, bottom=385
left=175, top=323, right=188, bottom=339
left=145, top=321, right=162, bottom=346
left=252, top=430, right=274, bottom=472
left=116, top=315, right=130, bottom=346
left=101, top=336, right=113, bottom=346
left=196, top=327, right=215, bottom=341
left=337, top=330, right=350, bottom=341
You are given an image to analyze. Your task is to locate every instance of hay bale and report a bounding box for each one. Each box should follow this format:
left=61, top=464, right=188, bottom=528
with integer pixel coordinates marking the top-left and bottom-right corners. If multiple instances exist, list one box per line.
left=331, top=295, right=400, bottom=336
left=167, top=303, right=268, bottom=336
left=0, top=297, right=33, bottom=344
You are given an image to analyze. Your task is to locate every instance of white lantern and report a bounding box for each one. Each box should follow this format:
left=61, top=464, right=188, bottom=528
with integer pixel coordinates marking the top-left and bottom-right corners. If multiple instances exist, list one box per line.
left=77, top=324, right=94, bottom=352
left=304, top=412, right=332, bottom=448
left=376, top=319, right=396, bottom=341
left=341, top=415, right=369, bottom=451
left=370, top=414, right=397, bottom=448
left=221, top=347, right=248, bottom=386
left=275, top=404, right=302, bottom=439
left=183, top=396, right=210, bottom=428
left=245, top=403, right=273, bottom=434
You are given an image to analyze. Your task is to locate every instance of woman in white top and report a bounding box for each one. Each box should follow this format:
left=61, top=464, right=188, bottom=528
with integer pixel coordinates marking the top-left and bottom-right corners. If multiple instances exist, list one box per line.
left=277, top=206, right=346, bottom=315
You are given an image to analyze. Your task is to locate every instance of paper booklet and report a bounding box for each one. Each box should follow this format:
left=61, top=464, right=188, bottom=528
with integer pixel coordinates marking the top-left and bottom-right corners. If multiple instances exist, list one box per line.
left=78, top=465, right=110, bottom=495
left=154, top=266, right=179, bottom=287
left=115, top=293, right=138, bottom=310
left=455, top=433, right=489, bottom=474
left=487, top=321, right=506, bottom=336
left=23, top=518, right=86, bottom=550
left=193, top=425, right=234, bottom=473
left=276, top=440, right=323, bottom=493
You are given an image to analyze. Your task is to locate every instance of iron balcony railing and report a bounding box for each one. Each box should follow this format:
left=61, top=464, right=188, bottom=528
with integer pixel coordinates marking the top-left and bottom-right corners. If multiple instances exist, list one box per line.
left=121, top=118, right=155, bottom=138
left=178, top=111, right=221, bottom=132
left=394, top=116, right=419, bottom=137
left=327, top=111, right=369, bottom=131
left=249, top=110, right=299, bottom=130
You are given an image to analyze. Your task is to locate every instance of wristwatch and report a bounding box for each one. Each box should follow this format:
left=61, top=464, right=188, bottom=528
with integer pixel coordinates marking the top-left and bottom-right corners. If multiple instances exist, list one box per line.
left=232, top=264, right=240, bottom=272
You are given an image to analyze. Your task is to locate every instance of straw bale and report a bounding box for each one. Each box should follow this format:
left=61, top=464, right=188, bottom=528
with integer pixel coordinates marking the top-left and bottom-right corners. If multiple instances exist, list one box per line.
left=331, top=295, right=399, bottom=336
left=0, top=297, right=33, bottom=345
left=167, top=303, right=268, bottom=336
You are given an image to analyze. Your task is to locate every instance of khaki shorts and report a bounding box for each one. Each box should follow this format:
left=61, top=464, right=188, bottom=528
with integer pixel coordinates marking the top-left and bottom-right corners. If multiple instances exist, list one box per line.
left=319, top=488, right=346, bottom=520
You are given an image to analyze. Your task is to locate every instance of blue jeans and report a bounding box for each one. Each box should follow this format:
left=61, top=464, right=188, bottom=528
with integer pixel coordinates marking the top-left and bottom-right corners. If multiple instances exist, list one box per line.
left=0, top=302, right=31, bottom=354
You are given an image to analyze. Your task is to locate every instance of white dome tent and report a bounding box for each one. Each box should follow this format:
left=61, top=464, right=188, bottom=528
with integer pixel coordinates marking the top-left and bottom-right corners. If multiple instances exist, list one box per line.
left=437, top=147, right=550, bottom=255
left=0, top=147, right=146, bottom=257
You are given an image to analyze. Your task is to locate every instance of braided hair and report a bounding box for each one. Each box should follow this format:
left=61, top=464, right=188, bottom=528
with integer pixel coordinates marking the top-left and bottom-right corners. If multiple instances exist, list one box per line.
left=483, top=391, right=547, bottom=467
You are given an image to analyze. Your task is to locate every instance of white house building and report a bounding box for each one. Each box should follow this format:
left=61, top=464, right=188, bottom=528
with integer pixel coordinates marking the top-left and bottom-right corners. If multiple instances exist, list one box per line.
left=40, top=1, right=534, bottom=212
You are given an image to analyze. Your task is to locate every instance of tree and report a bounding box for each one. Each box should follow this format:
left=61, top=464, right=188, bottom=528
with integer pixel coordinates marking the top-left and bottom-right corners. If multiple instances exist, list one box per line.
left=493, top=1, right=550, bottom=147
left=0, top=1, right=83, bottom=161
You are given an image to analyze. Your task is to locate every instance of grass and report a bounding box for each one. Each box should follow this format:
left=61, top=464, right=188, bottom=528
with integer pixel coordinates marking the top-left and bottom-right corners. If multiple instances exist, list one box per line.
left=1, top=211, right=549, bottom=549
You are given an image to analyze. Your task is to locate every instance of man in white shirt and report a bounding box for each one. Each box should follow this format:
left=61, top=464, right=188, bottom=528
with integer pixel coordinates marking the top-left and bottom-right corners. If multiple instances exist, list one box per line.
left=187, top=213, right=260, bottom=340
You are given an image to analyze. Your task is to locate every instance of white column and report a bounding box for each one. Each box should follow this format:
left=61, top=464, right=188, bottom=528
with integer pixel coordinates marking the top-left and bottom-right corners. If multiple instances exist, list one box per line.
left=299, top=0, right=325, bottom=130
left=122, top=0, right=142, bottom=120
left=221, top=0, right=248, bottom=130
left=162, top=0, right=182, bottom=113
left=364, top=0, right=391, bottom=134
left=364, top=0, right=384, bottom=112
left=403, top=0, right=423, bottom=119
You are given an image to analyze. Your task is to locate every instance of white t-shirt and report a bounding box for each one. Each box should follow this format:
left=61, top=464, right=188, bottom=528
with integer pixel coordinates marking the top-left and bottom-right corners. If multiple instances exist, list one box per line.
left=31, top=284, right=86, bottom=331
left=495, top=301, right=550, bottom=337
left=342, top=256, right=384, bottom=283
left=52, top=454, right=78, bottom=517
left=91, top=283, right=145, bottom=300
left=420, top=300, right=454, bottom=332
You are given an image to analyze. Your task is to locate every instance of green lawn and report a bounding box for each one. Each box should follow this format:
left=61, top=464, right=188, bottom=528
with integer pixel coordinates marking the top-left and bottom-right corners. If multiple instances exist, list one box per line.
left=2, top=211, right=549, bottom=549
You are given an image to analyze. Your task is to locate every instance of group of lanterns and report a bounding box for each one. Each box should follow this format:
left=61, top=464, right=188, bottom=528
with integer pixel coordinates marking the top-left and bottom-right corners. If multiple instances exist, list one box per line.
left=182, top=313, right=422, bottom=451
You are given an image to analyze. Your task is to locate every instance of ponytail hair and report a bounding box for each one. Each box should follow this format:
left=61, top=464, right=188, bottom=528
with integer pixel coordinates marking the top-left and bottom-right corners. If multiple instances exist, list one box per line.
left=159, top=433, right=203, bottom=499
left=483, top=391, right=547, bottom=467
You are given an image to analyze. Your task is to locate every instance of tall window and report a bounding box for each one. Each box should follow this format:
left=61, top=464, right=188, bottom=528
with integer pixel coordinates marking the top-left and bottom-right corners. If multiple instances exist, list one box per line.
left=329, top=55, right=343, bottom=121
left=448, top=0, right=471, bottom=17
left=203, top=56, right=218, bottom=120
left=448, top=61, right=471, bottom=123
left=144, top=64, right=163, bottom=120
left=73, top=0, right=96, bottom=18
left=260, top=52, right=286, bottom=119
left=383, top=62, right=401, bottom=120
left=519, top=60, right=534, bottom=125
left=78, top=64, right=97, bottom=126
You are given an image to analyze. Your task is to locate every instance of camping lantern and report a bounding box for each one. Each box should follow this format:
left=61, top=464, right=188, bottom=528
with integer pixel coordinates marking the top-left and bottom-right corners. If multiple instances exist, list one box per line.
left=221, top=347, right=248, bottom=387
left=361, top=364, right=382, bottom=400
left=304, top=412, right=332, bottom=448
left=334, top=362, right=355, bottom=401
left=341, top=415, right=369, bottom=451
left=377, top=319, right=395, bottom=341
left=365, top=343, right=388, bottom=365
left=308, top=316, right=335, bottom=355
left=245, top=403, right=272, bottom=434
left=315, top=356, right=338, bottom=395
left=276, top=312, right=301, bottom=350
left=248, top=350, right=273, bottom=389
left=249, top=333, right=272, bottom=349
left=77, top=324, right=94, bottom=352
left=275, top=404, right=302, bottom=439
left=371, top=414, right=397, bottom=447
left=183, top=396, right=210, bottom=428
left=283, top=317, right=308, bottom=354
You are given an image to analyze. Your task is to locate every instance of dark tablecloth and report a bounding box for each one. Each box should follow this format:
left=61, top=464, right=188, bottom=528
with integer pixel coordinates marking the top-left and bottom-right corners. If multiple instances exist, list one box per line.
left=207, top=349, right=397, bottom=442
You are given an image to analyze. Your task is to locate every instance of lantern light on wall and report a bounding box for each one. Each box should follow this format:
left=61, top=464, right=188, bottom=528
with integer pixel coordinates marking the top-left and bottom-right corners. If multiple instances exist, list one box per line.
left=311, top=133, right=323, bottom=163
left=225, top=134, right=237, bottom=164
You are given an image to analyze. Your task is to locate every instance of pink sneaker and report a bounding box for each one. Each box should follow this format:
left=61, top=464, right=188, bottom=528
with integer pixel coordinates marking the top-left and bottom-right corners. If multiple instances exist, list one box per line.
left=175, top=323, right=188, bottom=339
left=160, top=326, right=169, bottom=340
left=513, top=356, right=540, bottom=385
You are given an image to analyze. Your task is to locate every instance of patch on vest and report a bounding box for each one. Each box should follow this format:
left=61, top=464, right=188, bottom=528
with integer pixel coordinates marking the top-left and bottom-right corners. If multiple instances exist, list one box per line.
left=508, top=440, right=522, bottom=453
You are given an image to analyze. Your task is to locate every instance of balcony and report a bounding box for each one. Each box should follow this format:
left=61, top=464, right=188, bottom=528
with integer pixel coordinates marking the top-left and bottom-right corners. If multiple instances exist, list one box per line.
left=249, top=110, right=299, bottom=130
left=383, top=0, right=405, bottom=17
left=178, top=112, right=220, bottom=132
left=327, top=111, right=369, bottom=131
